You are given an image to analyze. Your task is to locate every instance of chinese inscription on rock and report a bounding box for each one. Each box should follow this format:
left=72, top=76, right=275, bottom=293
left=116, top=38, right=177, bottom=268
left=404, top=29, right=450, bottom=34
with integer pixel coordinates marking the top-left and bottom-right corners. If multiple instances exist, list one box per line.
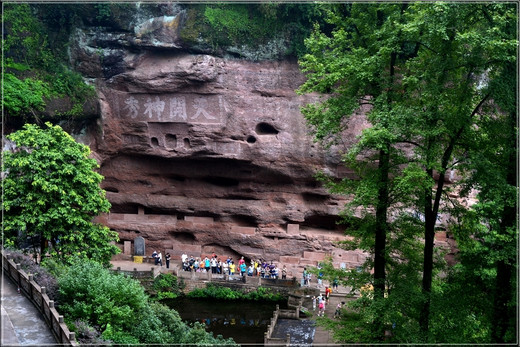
left=117, top=93, right=225, bottom=124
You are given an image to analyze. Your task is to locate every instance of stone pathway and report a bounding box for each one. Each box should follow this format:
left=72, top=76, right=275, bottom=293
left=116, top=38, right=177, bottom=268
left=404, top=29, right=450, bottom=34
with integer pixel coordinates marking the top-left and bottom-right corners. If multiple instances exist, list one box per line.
left=1, top=272, right=57, bottom=346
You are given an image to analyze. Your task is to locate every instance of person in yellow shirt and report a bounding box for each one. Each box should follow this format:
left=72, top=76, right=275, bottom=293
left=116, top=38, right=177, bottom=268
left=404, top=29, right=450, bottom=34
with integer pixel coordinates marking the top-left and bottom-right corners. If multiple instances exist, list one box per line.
left=229, top=261, right=236, bottom=276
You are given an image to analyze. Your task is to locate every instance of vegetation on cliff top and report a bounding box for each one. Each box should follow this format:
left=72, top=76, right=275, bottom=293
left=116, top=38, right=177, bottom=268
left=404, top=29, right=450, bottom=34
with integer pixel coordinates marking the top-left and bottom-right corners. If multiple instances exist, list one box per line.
left=180, top=3, right=325, bottom=58
left=2, top=3, right=95, bottom=121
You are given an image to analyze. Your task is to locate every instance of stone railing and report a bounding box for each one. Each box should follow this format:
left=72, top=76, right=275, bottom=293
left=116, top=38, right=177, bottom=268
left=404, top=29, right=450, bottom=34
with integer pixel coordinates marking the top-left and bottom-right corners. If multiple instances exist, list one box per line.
left=110, top=266, right=160, bottom=279
left=1, top=250, right=78, bottom=346
left=264, top=304, right=290, bottom=346
left=279, top=293, right=303, bottom=319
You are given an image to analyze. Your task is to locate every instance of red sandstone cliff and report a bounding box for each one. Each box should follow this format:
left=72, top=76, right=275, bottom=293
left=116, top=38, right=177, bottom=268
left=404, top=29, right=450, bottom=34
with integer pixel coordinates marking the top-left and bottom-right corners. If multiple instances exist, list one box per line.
left=63, top=5, right=455, bottom=275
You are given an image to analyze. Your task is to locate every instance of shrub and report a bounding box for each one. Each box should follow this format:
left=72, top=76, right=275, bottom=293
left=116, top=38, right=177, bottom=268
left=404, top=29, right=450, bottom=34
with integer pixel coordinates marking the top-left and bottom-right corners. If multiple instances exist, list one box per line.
left=58, top=260, right=232, bottom=344
left=8, top=250, right=59, bottom=301
left=153, top=273, right=185, bottom=293
left=58, top=259, right=148, bottom=332
left=73, top=320, right=108, bottom=345
left=187, top=283, right=285, bottom=302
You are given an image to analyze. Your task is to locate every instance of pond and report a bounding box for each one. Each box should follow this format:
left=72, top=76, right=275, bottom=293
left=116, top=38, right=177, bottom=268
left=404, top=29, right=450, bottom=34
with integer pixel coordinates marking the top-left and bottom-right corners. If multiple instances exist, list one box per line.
left=164, top=297, right=287, bottom=344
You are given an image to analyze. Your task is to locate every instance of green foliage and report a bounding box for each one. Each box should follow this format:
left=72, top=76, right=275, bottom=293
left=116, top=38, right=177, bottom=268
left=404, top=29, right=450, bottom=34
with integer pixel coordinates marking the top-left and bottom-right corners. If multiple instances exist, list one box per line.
left=3, top=3, right=54, bottom=70
left=94, top=3, right=112, bottom=23
left=203, top=4, right=280, bottom=46
left=298, top=2, right=517, bottom=344
left=152, top=273, right=185, bottom=300
left=187, top=283, right=285, bottom=302
left=2, top=3, right=95, bottom=119
left=40, top=256, right=69, bottom=279
left=2, top=122, right=120, bottom=266
left=3, top=73, right=51, bottom=114
left=58, top=260, right=237, bottom=345
left=181, top=3, right=325, bottom=58
left=59, top=260, right=148, bottom=332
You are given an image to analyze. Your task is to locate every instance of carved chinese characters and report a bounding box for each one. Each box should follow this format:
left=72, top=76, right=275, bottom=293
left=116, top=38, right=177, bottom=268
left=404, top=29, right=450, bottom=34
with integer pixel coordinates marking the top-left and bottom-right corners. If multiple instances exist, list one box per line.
left=117, top=93, right=223, bottom=123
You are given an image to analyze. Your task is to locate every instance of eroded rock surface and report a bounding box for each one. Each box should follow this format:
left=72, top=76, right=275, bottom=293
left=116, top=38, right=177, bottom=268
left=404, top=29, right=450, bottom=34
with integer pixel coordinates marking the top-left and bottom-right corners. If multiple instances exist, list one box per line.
left=67, top=5, right=454, bottom=275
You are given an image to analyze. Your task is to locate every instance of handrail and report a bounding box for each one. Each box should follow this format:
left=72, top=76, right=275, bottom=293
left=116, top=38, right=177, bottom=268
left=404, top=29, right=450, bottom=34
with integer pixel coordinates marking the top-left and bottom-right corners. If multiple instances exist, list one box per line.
left=1, top=250, right=78, bottom=346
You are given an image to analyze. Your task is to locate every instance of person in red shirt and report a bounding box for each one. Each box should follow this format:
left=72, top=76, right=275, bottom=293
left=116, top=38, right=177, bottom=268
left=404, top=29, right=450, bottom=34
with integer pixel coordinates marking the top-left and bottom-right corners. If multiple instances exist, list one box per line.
left=325, top=286, right=332, bottom=301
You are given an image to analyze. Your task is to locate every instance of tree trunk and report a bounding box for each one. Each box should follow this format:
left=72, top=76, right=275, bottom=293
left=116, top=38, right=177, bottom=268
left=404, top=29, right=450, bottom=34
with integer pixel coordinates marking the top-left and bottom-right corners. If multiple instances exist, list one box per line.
left=372, top=146, right=390, bottom=340
left=419, top=169, right=434, bottom=338
left=420, top=131, right=457, bottom=338
left=491, top=114, right=516, bottom=342
left=374, top=147, right=389, bottom=299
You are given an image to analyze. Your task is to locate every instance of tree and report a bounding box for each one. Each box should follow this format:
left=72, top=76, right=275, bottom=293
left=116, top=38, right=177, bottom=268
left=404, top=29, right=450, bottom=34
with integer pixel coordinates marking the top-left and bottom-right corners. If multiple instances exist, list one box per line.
left=2, top=122, right=119, bottom=266
left=392, top=3, right=517, bottom=338
left=298, top=3, right=423, bottom=341
left=297, top=2, right=517, bottom=343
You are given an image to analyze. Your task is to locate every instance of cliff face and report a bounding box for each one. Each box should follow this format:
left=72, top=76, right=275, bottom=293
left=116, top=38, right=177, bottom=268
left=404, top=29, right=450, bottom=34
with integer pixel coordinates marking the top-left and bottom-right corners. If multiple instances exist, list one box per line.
left=67, top=4, right=371, bottom=274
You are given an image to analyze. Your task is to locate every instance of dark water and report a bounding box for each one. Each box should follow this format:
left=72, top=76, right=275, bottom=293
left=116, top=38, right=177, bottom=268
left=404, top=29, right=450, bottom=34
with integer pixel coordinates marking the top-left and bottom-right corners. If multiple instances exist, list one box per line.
left=165, top=298, right=286, bottom=345
left=272, top=319, right=316, bottom=346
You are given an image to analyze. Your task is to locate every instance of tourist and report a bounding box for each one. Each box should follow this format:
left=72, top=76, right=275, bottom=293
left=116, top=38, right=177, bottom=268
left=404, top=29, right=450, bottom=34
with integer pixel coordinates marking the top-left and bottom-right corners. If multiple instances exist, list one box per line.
left=318, top=268, right=323, bottom=288
left=217, top=259, right=223, bottom=274
left=318, top=295, right=326, bottom=317
left=152, top=250, right=158, bottom=265
left=229, top=261, right=236, bottom=276
left=282, top=265, right=287, bottom=279
left=200, top=258, right=205, bottom=272
left=238, top=256, right=245, bottom=269
left=269, top=262, right=275, bottom=278
left=260, top=265, right=266, bottom=278
left=188, top=255, right=195, bottom=271
left=273, top=265, right=279, bottom=279
left=333, top=277, right=339, bottom=291
left=303, top=268, right=308, bottom=286
left=157, top=252, right=163, bottom=266
left=334, top=302, right=345, bottom=319
left=165, top=252, right=171, bottom=269
left=194, top=258, right=199, bottom=271
left=325, top=286, right=332, bottom=301
left=247, top=264, right=254, bottom=276
left=210, top=256, right=217, bottom=274
left=204, top=256, right=211, bottom=272
left=181, top=253, right=188, bottom=264
left=312, top=296, right=317, bottom=311
left=240, top=262, right=247, bottom=276
left=222, top=260, right=229, bottom=275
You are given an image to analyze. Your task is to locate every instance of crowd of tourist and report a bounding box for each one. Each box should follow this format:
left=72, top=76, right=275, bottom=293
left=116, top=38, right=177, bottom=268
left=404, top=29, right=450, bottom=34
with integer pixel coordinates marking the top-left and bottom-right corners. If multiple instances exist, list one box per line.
left=179, top=253, right=288, bottom=279
left=150, top=250, right=346, bottom=318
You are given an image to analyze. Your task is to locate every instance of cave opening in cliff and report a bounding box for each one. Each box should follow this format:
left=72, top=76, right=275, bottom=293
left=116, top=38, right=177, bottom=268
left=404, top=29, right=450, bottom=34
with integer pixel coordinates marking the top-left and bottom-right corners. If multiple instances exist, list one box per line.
left=110, top=204, right=139, bottom=214
left=172, top=231, right=196, bottom=244
left=255, top=122, right=279, bottom=135
left=144, top=207, right=176, bottom=215
left=202, top=244, right=242, bottom=261
left=165, top=134, right=177, bottom=148
left=229, top=214, right=258, bottom=227
left=247, top=135, right=257, bottom=143
left=301, top=214, right=344, bottom=231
